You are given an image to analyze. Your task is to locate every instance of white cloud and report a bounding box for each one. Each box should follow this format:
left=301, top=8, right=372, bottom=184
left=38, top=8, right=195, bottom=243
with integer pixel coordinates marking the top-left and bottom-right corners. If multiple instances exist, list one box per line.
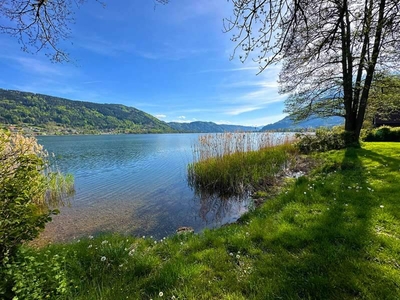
left=224, top=106, right=263, bottom=116
left=155, top=114, right=167, bottom=119
left=178, top=116, right=186, bottom=119
left=236, top=114, right=287, bottom=127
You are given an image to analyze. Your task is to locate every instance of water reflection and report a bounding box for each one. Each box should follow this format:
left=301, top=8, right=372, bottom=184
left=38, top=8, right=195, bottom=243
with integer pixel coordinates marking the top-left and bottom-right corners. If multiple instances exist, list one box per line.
left=34, top=134, right=252, bottom=244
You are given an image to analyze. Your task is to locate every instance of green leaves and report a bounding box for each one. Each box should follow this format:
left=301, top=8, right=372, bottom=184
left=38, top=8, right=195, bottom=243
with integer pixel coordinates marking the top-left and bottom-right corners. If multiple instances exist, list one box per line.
left=0, top=129, right=74, bottom=298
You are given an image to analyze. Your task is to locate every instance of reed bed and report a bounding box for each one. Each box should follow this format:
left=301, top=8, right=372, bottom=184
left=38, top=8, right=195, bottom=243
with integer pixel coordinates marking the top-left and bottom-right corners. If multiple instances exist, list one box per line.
left=188, top=132, right=297, bottom=196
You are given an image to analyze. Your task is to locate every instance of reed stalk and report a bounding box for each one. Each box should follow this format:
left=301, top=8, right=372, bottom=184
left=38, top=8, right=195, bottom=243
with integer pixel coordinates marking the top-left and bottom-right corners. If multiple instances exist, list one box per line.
left=188, top=132, right=297, bottom=196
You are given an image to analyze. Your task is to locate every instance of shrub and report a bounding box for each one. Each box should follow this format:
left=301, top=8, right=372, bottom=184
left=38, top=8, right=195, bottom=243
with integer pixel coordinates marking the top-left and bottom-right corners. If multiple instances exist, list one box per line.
left=362, top=126, right=400, bottom=142
left=0, top=130, right=73, bottom=298
left=295, top=127, right=358, bottom=154
left=1, top=247, right=68, bottom=300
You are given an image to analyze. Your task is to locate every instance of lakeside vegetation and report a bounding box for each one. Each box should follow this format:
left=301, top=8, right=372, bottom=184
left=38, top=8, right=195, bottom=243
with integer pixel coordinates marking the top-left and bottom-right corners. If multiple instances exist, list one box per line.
left=2, top=134, right=399, bottom=299
left=188, top=132, right=297, bottom=197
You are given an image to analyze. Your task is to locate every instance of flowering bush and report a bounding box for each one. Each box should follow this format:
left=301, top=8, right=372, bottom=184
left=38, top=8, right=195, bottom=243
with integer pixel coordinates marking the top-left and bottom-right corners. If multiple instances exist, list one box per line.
left=0, top=130, right=74, bottom=298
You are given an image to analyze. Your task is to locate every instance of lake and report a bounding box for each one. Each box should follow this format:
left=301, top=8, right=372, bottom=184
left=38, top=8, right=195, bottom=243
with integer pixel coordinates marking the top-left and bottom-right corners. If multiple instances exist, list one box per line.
left=36, top=134, right=251, bottom=244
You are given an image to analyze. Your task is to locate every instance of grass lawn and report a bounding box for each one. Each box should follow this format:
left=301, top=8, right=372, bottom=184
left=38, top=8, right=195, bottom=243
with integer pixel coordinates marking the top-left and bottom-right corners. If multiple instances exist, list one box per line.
left=9, top=142, right=400, bottom=299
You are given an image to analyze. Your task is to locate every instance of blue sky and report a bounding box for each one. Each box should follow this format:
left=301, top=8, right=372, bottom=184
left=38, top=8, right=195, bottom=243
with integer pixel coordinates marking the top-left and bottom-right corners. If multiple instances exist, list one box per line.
left=0, top=0, right=287, bottom=126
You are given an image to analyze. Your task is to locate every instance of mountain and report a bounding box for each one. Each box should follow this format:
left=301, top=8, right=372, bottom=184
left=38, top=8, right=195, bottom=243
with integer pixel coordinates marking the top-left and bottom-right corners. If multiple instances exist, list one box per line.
left=0, top=89, right=175, bottom=134
left=261, top=116, right=344, bottom=131
left=167, top=121, right=259, bottom=133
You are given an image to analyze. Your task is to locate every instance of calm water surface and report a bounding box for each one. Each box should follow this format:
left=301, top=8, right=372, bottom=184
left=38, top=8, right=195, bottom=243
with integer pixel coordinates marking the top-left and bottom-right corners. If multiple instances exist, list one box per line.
left=37, top=134, right=250, bottom=243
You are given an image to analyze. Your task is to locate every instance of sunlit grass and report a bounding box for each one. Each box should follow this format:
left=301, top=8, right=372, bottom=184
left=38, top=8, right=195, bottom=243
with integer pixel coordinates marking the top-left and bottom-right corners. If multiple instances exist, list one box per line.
left=11, top=142, right=400, bottom=299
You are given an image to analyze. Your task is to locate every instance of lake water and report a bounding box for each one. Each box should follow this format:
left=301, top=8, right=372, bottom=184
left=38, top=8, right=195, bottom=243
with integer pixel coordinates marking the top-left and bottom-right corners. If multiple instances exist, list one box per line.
left=36, top=134, right=251, bottom=244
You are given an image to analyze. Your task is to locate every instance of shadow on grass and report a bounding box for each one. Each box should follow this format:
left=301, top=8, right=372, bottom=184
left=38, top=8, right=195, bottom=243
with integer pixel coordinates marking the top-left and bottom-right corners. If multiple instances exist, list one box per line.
left=240, top=147, right=399, bottom=299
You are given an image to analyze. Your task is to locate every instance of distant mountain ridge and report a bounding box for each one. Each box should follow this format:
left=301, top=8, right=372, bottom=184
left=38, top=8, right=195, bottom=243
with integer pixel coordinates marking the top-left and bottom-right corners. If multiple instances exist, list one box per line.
left=0, top=88, right=344, bottom=135
left=0, top=89, right=174, bottom=134
left=261, top=115, right=344, bottom=131
left=167, top=121, right=260, bottom=133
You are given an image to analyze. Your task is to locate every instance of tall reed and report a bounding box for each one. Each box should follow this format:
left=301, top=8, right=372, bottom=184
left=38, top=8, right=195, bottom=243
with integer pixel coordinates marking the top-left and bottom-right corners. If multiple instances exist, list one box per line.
left=188, top=132, right=297, bottom=197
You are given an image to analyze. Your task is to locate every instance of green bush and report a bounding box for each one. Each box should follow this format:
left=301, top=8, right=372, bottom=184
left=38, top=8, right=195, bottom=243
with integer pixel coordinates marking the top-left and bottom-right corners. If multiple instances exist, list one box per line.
left=363, top=126, right=400, bottom=142
left=295, top=127, right=358, bottom=154
left=1, top=247, right=68, bottom=300
left=0, top=130, right=74, bottom=298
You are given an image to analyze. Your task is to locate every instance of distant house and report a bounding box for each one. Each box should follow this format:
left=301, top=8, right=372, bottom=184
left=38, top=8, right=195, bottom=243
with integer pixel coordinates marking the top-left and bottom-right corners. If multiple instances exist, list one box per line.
left=8, top=126, right=18, bottom=132
left=373, top=112, right=400, bottom=127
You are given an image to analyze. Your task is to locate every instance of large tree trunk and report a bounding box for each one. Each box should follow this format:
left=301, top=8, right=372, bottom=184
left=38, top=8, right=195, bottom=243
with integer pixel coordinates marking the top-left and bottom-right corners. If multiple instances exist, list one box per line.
left=355, top=0, right=386, bottom=139
left=341, top=0, right=357, bottom=140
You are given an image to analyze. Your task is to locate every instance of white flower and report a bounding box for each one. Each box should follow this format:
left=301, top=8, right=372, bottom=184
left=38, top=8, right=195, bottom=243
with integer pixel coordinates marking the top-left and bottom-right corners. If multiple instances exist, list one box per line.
left=101, top=256, right=106, bottom=262
left=236, top=254, right=240, bottom=259
left=101, top=240, right=108, bottom=245
left=229, top=252, right=234, bottom=256
left=88, top=244, right=93, bottom=249
left=380, top=205, right=384, bottom=208
left=304, top=192, right=307, bottom=195
left=142, top=236, right=146, bottom=239
left=88, top=235, right=94, bottom=239
left=129, top=249, right=135, bottom=256
left=159, top=291, right=164, bottom=297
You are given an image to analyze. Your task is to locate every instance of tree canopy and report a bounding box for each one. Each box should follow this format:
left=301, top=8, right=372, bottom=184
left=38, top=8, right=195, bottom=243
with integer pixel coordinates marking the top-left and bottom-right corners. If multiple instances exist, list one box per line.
left=0, top=0, right=90, bottom=62
left=225, top=0, right=400, bottom=139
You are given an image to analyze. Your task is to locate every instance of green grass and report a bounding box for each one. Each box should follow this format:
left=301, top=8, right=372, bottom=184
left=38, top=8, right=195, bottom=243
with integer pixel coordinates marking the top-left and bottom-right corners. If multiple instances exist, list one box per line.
left=7, top=142, right=400, bottom=299
left=188, top=132, right=296, bottom=197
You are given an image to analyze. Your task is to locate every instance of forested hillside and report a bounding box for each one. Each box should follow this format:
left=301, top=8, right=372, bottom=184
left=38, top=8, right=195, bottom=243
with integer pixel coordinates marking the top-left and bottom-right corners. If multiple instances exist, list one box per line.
left=261, top=116, right=344, bottom=131
left=0, top=89, right=175, bottom=134
left=168, top=121, right=259, bottom=133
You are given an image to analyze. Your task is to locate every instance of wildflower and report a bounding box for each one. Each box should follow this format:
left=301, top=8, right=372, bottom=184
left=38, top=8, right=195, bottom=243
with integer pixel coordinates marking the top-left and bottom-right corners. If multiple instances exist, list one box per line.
left=236, top=254, right=240, bottom=259
left=380, top=205, right=384, bottom=208
left=88, top=244, right=93, bottom=249
left=159, top=291, right=164, bottom=297
left=304, top=192, right=307, bottom=195
left=129, top=249, right=135, bottom=256
left=88, top=235, right=94, bottom=239
left=150, top=236, right=153, bottom=239
left=171, top=296, right=176, bottom=299
left=101, top=240, right=108, bottom=245
left=180, top=242, right=183, bottom=245
left=154, top=241, right=157, bottom=244
left=229, top=252, right=234, bottom=256
left=101, top=256, right=106, bottom=262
